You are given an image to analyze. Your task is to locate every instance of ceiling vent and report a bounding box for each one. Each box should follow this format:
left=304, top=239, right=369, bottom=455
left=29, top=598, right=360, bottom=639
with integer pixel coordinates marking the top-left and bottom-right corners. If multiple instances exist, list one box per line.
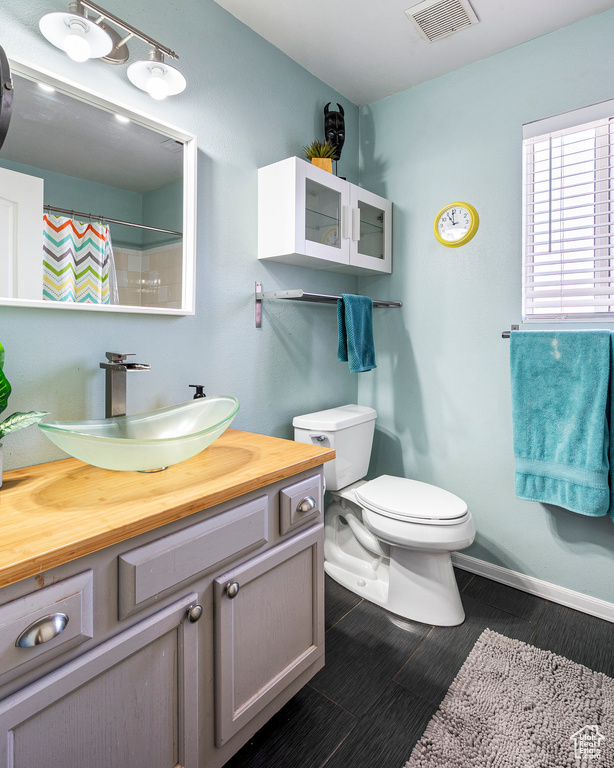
left=404, top=0, right=479, bottom=43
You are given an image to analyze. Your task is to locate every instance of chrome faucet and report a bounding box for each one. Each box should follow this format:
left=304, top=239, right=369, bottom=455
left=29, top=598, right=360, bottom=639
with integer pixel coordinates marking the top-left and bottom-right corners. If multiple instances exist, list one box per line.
left=99, top=352, right=150, bottom=418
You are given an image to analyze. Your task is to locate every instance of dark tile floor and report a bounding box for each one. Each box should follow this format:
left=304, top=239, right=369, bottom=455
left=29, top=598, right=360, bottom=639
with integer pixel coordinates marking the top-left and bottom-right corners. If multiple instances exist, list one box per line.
left=223, top=569, right=614, bottom=768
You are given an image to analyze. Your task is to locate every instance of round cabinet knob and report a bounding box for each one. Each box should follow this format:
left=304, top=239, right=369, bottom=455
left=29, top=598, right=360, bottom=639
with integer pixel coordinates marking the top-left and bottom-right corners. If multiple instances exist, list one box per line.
left=296, top=496, right=316, bottom=514
left=15, top=613, right=69, bottom=648
left=225, top=581, right=240, bottom=599
left=186, top=604, right=203, bottom=623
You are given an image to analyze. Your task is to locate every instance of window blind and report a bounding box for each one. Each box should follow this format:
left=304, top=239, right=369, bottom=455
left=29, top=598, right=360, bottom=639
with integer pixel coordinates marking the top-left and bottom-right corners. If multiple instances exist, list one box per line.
left=522, top=111, right=614, bottom=320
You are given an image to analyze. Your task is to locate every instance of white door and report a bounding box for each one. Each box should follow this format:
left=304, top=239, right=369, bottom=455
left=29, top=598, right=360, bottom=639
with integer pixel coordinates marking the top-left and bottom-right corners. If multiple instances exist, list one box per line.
left=0, top=167, right=44, bottom=299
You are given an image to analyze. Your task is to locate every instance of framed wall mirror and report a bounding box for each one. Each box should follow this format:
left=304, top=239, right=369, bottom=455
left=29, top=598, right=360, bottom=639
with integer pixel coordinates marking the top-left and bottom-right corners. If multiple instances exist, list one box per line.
left=0, top=59, right=196, bottom=314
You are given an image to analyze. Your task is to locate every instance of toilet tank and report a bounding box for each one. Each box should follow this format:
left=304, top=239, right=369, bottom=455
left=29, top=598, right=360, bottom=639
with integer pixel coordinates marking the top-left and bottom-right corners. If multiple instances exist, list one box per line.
left=293, top=404, right=377, bottom=491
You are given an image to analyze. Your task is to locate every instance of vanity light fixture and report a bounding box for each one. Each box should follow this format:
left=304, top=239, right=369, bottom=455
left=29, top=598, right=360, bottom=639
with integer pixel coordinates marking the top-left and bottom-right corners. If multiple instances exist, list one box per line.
left=127, top=49, right=187, bottom=101
left=39, top=2, right=113, bottom=62
left=39, top=0, right=186, bottom=99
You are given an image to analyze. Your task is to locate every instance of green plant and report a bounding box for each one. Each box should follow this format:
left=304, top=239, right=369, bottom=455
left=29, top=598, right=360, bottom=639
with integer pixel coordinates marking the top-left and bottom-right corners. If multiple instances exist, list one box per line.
left=0, top=342, right=48, bottom=441
left=303, top=140, right=336, bottom=160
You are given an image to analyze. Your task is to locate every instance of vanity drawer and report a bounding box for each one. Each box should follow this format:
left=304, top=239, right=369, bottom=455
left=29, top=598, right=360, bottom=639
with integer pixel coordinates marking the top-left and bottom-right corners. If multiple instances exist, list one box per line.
left=279, top=474, right=322, bottom=535
left=0, top=571, right=93, bottom=681
left=118, top=495, right=269, bottom=619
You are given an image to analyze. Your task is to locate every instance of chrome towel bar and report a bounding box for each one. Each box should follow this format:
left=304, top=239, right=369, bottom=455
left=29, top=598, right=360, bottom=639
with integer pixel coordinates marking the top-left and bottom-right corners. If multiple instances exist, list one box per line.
left=502, top=325, right=520, bottom=339
left=254, top=281, right=402, bottom=328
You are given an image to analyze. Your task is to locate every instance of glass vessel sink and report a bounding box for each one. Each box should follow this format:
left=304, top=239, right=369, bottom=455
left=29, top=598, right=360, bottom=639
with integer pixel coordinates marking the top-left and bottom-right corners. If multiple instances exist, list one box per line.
left=39, top=396, right=240, bottom=472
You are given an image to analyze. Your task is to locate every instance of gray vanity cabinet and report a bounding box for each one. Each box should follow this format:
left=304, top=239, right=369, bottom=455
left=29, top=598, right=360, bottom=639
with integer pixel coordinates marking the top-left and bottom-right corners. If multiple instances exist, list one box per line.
left=0, top=592, right=199, bottom=768
left=0, top=466, right=326, bottom=768
left=214, top=524, right=324, bottom=746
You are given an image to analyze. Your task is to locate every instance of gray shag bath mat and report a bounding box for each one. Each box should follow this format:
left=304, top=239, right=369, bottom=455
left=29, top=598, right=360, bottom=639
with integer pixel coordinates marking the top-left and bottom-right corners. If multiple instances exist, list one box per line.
left=404, top=629, right=614, bottom=768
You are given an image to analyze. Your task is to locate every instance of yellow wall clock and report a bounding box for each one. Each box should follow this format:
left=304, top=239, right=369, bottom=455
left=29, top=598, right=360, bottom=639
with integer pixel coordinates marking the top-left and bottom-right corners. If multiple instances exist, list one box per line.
left=434, top=202, right=479, bottom=247
left=321, top=225, right=339, bottom=247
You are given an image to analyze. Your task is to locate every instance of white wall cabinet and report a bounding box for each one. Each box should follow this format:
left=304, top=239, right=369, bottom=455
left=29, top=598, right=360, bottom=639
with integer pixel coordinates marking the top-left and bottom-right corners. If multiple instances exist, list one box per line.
left=258, top=156, right=392, bottom=275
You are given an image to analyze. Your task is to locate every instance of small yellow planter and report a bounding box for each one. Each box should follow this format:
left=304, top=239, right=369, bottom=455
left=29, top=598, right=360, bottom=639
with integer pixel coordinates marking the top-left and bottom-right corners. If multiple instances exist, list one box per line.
left=311, top=158, right=333, bottom=173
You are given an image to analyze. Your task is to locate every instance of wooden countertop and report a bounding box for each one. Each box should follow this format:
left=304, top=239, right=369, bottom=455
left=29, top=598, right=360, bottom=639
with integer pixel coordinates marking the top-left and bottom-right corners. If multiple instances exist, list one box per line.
left=0, top=429, right=334, bottom=590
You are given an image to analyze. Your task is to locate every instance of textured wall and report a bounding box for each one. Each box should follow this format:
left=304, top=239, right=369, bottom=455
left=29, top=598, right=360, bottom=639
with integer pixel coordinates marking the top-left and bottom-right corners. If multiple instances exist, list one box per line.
left=0, top=0, right=361, bottom=469
left=358, top=11, right=614, bottom=602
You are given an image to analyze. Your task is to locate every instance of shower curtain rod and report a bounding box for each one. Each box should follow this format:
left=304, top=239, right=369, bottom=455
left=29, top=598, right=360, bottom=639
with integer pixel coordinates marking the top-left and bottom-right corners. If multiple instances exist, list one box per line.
left=44, top=205, right=182, bottom=237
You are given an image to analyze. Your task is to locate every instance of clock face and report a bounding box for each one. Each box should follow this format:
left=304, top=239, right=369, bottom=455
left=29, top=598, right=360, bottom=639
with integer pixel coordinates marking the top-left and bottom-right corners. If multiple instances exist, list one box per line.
left=434, top=202, right=478, bottom=247
left=322, top=225, right=339, bottom=247
left=438, top=206, right=471, bottom=241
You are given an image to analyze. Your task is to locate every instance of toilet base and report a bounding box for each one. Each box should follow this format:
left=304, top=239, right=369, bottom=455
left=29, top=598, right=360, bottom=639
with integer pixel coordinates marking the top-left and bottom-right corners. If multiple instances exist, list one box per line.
left=386, top=546, right=465, bottom=626
left=325, top=502, right=467, bottom=626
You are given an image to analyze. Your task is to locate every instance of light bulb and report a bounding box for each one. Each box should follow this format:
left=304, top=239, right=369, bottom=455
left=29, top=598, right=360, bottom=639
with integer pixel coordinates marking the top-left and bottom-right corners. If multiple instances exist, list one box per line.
left=146, top=66, right=169, bottom=101
left=63, top=22, right=91, bottom=62
left=127, top=55, right=186, bottom=99
left=39, top=11, right=113, bottom=62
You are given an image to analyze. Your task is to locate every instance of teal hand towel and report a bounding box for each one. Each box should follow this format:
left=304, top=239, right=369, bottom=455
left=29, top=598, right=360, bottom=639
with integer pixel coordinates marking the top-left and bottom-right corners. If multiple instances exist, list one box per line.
left=337, top=294, right=376, bottom=373
left=510, top=330, right=611, bottom=516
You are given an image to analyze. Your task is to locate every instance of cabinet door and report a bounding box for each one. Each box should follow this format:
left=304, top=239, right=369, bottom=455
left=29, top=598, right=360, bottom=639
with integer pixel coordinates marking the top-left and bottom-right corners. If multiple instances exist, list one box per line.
left=0, top=593, right=199, bottom=768
left=349, top=186, right=392, bottom=274
left=258, top=157, right=351, bottom=269
left=214, top=525, right=324, bottom=746
left=299, top=161, right=351, bottom=267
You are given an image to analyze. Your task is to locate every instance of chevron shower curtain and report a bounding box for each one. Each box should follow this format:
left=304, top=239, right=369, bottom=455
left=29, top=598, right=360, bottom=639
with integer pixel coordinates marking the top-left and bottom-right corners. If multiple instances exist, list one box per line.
left=42, top=214, right=119, bottom=304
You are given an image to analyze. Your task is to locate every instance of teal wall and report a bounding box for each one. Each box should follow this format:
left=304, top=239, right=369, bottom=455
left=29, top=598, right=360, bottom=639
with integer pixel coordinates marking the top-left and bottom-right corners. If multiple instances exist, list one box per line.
left=3, top=0, right=613, bottom=603
left=0, top=0, right=360, bottom=467
left=0, top=158, right=144, bottom=247
left=143, top=180, right=183, bottom=248
left=358, top=10, right=614, bottom=602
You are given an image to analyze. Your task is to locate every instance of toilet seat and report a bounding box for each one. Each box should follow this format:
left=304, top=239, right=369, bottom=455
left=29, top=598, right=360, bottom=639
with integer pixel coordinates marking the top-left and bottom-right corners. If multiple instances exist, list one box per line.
left=355, top=475, right=469, bottom=526
left=361, top=504, right=476, bottom=551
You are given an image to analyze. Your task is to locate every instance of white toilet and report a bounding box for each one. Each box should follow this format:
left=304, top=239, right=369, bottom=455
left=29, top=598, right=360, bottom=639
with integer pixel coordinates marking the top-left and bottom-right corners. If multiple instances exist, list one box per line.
left=293, top=404, right=475, bottom=626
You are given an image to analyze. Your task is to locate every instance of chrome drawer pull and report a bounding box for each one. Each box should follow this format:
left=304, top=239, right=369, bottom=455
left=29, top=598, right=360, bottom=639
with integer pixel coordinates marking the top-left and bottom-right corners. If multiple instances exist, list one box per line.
left=225, top=581, right=240, bottom=599
left=296, top=496, right=316, bottom=514
left=186, top=604, right=203, bottom=623
left=15, top=613, right=69, bottom=648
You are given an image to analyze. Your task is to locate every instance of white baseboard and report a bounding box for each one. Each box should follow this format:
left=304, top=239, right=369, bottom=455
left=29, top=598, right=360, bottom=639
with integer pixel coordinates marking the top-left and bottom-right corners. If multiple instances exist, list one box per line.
left=451, top=552, right=614, bottom=624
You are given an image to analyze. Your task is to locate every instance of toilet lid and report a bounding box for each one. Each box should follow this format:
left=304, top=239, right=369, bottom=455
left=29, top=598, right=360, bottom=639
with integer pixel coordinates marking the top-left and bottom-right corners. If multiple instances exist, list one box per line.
left=354, top=475, right=468, bottom=522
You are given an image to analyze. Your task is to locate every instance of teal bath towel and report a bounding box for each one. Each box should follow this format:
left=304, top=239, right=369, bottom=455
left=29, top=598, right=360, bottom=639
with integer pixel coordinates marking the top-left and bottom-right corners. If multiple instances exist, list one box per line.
left=609, top=333, right=614, bottom=522
left=337, top=294, right=376, bottom=373
left=510, top=330, right=611, bottom=517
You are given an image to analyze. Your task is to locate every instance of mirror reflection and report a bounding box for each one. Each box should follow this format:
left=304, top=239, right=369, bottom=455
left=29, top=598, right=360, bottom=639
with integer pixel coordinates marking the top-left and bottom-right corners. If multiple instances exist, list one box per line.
left=0, top=61, right=195, bottom=314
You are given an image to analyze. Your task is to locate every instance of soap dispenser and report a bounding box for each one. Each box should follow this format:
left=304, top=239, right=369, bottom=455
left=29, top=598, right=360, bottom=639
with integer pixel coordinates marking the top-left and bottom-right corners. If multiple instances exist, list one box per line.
left=189, top=384, right=206, bottom=399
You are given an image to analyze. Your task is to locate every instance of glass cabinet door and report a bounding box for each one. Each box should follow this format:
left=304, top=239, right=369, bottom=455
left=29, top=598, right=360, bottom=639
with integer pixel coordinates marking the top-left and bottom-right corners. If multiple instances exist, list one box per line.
left=356, top=200, right=386, bottom=260
left=305, top=178, right=342, bottom=250
left=299, top=163, right=350, bottom=267
left=350, top=188, right=392, bottom=273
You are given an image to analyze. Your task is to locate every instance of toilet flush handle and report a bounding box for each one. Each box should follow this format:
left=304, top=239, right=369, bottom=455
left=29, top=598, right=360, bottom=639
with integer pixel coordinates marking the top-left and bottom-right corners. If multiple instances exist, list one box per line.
left=310, top=434, right=327, bottom=442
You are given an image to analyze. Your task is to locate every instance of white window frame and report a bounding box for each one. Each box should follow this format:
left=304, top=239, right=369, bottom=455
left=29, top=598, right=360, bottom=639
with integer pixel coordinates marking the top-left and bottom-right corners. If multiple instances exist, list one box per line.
left=522, top=99, right=614, bottom=322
